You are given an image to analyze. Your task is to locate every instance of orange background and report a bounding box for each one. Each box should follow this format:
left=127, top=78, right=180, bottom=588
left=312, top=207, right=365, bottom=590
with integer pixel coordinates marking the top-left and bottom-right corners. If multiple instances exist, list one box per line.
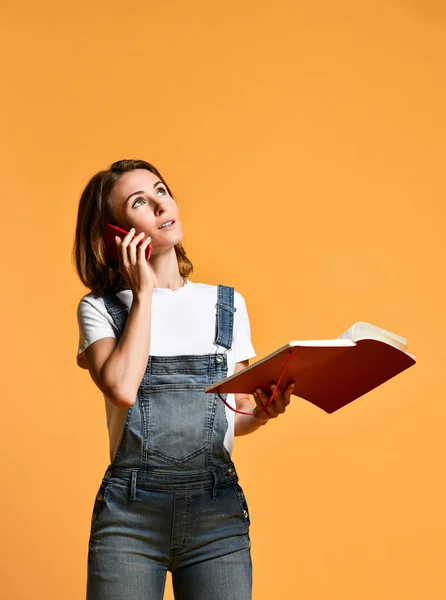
left=1, top=0, right=445, bottom=598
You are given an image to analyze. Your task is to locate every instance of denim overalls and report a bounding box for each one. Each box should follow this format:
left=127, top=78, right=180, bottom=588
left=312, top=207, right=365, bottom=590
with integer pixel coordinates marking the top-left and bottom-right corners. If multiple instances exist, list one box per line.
left=87, top=285, right=252, bottom=600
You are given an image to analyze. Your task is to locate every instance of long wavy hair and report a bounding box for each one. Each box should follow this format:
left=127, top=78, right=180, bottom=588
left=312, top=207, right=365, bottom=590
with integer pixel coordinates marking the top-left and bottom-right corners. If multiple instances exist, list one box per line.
left=72, top=159, right=193, bottom=297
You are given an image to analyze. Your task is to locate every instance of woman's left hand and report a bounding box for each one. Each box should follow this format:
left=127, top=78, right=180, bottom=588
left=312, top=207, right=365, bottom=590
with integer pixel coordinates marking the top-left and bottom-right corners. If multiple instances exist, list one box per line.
left=252, top=381, right=295, bottom=423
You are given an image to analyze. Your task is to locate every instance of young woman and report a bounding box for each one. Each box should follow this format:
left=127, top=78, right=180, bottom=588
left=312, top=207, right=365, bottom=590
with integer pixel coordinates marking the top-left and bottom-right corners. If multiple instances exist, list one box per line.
left=73, top=159, right=293, bottom=600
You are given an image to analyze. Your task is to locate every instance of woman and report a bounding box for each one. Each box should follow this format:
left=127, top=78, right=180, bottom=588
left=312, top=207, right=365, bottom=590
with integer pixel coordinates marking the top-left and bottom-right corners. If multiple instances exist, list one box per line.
left=73, top=159, right=293, bottom=599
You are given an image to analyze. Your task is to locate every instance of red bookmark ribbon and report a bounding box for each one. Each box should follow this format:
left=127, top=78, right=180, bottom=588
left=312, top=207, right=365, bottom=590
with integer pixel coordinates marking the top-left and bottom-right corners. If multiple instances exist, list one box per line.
left=216, top=349, right=293, bottom=416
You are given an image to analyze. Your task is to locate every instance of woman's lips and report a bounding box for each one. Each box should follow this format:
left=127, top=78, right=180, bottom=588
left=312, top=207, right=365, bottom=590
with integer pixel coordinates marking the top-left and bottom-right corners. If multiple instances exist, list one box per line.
left=159, top=221, right=176, bottom=231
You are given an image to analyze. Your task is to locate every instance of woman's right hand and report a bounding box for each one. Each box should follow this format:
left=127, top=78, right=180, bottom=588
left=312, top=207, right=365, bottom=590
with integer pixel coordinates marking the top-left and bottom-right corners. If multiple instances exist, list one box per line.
left=115, top=227, right=157, bottom=296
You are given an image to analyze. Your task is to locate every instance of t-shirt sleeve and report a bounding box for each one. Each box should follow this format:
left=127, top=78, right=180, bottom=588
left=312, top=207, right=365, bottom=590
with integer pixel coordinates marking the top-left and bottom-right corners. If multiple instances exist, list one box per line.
left=76, top=296, right=118, bottom=361
left=232, top=291, right=256, bottom=363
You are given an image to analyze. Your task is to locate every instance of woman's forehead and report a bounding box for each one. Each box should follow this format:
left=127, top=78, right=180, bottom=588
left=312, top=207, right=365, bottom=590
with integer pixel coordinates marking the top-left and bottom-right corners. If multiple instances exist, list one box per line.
left=114, top=169, right=162, bottom=197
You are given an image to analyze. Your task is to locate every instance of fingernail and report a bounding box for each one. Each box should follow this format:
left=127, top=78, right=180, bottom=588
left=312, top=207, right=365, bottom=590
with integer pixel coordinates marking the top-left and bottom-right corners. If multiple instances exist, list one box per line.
left=291, top=382, right=295, bottom=388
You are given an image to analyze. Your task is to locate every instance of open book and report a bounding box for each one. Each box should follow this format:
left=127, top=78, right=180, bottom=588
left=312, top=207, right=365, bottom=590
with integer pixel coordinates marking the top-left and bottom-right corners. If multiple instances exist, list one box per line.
left=205, top=322, right=416, bottom=413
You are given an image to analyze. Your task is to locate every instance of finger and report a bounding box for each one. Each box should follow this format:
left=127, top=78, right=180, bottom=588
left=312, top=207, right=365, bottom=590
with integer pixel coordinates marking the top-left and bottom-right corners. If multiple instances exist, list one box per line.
left=123, top=227, right=135, bottom=240
left=256, top=388, right=278, bottom=418
left=283, top=382, right=295, bottom=406
left=132, top=231, right=146, bottom=254
left=253, top=407, right=269, bottom=423
left=253, top=392, right=269, bottom=421
left=116, top=235, right=130, bottom=270
left=129, top=231, right=145, bottom=247
left=122, top=227, right=136, bottom=244
left=128, top=232, right=145, bottom=264
left=138, top=235, right=152, bottom=262
left=114, top=236, right=123, bottom=266
left=270, top=383, right=285, bottom=414
left=120, top=227, right=135, bottom=266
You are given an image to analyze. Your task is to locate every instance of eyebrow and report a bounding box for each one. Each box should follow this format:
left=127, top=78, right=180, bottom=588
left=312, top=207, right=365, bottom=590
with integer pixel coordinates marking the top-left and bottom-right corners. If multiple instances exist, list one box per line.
left=126, top=180, right=164, bottom=203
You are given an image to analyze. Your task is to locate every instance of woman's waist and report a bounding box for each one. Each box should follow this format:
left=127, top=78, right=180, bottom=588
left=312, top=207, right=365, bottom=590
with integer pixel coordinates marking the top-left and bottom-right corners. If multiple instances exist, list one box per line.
left=103, top=462, right=239, bottom=491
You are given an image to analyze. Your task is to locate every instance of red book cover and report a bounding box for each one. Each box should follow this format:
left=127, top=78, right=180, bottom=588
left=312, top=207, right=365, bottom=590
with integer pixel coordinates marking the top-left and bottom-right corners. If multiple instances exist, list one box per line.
left=205, top=338, right=416, bottom=413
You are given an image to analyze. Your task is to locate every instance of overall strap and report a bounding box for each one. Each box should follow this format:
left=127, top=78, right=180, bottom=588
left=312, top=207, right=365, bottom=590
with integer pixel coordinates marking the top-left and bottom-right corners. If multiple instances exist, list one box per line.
left=213, top=284, right=236, bottom=351
left=102, top=292, right=129, bottom=336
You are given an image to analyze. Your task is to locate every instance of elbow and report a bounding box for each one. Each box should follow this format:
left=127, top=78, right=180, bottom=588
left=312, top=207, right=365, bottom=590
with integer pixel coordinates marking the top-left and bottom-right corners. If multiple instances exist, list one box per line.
left=104, top=383, right=137, bottom=409
left=99, top=365, right=136, bottom=408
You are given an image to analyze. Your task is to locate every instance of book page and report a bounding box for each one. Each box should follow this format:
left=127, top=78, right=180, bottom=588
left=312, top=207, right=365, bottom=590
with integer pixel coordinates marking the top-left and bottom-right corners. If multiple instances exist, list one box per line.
left=338, top=322, right=407, bottom=351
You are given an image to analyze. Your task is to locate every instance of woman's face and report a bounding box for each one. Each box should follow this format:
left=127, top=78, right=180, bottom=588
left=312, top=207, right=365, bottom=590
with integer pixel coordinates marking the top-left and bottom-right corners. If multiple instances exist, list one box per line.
left=110, top=169, right=183, bottom=254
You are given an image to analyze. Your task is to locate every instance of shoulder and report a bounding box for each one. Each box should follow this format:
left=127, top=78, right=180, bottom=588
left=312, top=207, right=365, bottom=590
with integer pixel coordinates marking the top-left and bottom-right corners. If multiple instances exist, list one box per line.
left=76, top=291, right=123, bottom=325
left=77, top=292, right=106, bottom=315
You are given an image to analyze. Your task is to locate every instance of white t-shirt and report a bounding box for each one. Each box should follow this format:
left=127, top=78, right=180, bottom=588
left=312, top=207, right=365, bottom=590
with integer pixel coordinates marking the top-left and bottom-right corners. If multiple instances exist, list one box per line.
left=76, top=280, right=256, bottom=463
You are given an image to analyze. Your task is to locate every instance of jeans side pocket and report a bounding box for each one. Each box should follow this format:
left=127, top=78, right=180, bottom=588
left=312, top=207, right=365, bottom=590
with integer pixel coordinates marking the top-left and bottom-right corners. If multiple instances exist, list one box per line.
left=232, top=482, right=251, bottom=527
left=90, top=479, right=112, bottom=537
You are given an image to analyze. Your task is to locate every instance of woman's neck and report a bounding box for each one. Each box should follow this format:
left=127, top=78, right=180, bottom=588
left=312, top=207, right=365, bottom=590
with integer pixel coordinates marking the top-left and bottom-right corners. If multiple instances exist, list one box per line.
left=149, top=247, right=186, bottom=291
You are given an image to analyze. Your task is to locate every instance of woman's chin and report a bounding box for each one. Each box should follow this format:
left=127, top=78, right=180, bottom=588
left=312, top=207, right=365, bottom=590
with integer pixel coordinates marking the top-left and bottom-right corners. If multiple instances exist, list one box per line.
left=155, top=222, right=183, bottom=240
left=170, top=229, right=184, bottom=246
left=151, top=234, right=184, bottom=254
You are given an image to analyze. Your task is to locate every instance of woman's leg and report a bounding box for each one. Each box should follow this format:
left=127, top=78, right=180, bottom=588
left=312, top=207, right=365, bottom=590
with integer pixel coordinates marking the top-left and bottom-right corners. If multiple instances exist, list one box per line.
left=172, top=546, right=252, bottom=600
left=171, top=480, right=253, bottom=600
left=87, top=545, right=167, bottom=600
left=86, top=481, right=172, bottom=600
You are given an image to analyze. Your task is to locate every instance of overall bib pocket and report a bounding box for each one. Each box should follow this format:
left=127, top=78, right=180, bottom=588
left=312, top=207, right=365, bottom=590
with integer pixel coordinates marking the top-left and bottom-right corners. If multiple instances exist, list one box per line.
left=140, top=383, right=215, bottom=464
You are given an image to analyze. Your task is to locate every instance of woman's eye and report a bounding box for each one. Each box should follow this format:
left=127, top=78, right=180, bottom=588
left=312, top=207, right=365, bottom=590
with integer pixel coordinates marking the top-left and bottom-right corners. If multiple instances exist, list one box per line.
left=132, top=188, right=166, bottom=208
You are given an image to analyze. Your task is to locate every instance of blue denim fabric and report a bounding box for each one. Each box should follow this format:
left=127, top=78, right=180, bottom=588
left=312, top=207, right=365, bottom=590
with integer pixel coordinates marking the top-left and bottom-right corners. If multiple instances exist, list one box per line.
left=87, top=285, right=252, bottom=599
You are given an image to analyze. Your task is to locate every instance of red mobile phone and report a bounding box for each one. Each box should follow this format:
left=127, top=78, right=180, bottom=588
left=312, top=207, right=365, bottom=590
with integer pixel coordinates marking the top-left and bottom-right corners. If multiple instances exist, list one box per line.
left=103, top=223, right=152, bottom=262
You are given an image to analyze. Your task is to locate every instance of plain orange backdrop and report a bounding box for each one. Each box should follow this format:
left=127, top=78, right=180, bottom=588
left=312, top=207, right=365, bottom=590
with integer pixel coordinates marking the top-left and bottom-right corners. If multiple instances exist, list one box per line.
left=1, top=0, right=445, bottom=598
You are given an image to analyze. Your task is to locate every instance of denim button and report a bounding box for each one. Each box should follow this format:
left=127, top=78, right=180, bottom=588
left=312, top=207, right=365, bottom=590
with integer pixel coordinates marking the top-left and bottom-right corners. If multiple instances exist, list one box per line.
left=243, top=509, right=248, bottom=519
left=227, top=467, right=235, bottom=475
left=239, top=491, right=244, bottom=500
left=215, top=355, right=223, bottom=364
left=96, top=492, right=103, bottom=501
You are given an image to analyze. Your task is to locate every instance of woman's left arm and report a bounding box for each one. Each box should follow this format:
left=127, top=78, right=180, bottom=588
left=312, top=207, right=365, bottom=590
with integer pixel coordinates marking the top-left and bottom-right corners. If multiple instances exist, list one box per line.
left=233, top=359, right=294, bottom=436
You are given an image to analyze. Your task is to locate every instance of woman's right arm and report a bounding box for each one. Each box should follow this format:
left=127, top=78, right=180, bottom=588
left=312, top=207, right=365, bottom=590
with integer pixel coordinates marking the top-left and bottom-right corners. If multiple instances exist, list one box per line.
left=84, top=229, right=156, bottom=408
left=85, top=290, right=153, bottom=408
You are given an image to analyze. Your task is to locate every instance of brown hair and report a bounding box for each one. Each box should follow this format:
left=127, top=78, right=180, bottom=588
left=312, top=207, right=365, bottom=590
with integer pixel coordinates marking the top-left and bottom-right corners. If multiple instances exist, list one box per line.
left=72, top=159, right=193, bottom=297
